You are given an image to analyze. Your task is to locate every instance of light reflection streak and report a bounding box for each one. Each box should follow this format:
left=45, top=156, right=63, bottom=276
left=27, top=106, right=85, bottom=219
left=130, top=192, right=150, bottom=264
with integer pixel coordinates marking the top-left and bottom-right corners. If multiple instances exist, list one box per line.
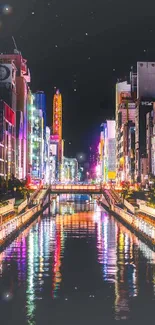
left=26, top=232, right=35, bottom=325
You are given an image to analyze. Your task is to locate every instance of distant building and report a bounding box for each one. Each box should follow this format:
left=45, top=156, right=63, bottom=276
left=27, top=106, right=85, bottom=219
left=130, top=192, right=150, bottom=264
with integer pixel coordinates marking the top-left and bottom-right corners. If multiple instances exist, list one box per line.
left=63, top=157, right=78, bottom=182
left=89, top=145, right=99, bottom=179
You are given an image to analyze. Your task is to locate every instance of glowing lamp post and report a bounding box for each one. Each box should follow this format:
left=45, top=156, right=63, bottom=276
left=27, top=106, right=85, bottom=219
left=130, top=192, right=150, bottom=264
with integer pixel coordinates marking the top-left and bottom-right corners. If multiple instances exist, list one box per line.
left=86, top=171, right=89, bottom=182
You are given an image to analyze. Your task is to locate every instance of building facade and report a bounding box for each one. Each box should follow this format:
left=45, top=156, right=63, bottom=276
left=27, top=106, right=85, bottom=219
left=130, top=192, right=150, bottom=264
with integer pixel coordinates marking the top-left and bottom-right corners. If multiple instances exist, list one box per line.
left=0, top=58, right=17, bottom=180
left=0, top=51, right=30, bottom=180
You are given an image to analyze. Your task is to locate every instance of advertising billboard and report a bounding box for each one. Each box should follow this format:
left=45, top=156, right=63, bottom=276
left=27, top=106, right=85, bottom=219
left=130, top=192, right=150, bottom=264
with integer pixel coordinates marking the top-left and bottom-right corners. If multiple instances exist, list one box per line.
left=0, top=64, right=13, bottom=84
left=108, top=138, right=116, bottom=179
left=50, top=143, right=57, bottom=156
left=4, top=103, right=15, bottom=125
left=107, top=120, right=115, bottom=139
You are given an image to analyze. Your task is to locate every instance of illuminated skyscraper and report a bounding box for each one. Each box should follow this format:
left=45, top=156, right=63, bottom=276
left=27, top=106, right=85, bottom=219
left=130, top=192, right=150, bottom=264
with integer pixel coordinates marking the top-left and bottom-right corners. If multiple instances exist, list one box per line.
left=34, top=91, right=47, bottom=180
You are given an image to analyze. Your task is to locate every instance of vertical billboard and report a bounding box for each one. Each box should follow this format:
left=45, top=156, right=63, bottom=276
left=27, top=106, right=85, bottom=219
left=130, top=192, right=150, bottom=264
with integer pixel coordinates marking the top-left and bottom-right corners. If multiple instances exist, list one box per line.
left=108, top=138, right=116, bottom=180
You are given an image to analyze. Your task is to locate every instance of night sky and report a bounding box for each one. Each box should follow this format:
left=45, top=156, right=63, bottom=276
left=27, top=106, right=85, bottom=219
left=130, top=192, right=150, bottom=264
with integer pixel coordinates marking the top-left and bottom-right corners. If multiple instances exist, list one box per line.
left=1, top=1, right=155, bottom=157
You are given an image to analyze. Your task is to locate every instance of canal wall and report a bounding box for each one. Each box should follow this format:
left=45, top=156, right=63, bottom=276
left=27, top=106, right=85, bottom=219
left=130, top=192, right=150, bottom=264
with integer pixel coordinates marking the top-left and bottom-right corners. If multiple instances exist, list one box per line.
left=123, top=199, right=137, bottom=214
left=0, top=199, right=15, bottom=217
left=99, top=201, right=155, bottom=250
left=138, top=202, right=155, bottom=218
left=0, top=189, right=51, bottom=252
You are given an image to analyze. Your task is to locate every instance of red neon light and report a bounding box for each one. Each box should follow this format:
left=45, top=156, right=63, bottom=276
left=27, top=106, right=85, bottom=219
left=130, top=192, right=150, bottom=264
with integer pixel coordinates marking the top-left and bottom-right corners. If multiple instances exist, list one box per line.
left=4, top=103, right=15, bottom=125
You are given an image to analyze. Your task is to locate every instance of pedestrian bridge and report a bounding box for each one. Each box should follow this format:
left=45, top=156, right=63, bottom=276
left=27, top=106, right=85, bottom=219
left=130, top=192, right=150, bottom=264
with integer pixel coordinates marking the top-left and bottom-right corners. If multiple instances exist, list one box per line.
left=50, top=184, right=102, bottom=194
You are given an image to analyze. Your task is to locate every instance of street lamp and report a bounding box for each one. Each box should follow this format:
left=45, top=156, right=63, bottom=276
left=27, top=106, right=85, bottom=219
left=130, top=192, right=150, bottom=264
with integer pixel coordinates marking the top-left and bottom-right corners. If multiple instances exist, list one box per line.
left=86, top=171, right=89, bottom=182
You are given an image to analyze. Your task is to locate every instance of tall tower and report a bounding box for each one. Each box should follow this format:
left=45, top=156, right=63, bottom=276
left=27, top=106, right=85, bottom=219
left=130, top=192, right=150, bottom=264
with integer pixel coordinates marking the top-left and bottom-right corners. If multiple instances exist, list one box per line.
left=52, top=89, right=63, bottom=180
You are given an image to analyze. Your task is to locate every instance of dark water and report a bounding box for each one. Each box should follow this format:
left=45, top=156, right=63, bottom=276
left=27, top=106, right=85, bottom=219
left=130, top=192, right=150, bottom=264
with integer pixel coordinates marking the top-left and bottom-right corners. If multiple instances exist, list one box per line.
left=0, top=196, right=155, bottom=324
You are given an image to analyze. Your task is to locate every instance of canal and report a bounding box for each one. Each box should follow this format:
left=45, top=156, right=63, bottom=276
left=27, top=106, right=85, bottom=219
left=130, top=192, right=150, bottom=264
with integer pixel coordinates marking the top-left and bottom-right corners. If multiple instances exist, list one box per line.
left=0, top=195, right=155, bottom=324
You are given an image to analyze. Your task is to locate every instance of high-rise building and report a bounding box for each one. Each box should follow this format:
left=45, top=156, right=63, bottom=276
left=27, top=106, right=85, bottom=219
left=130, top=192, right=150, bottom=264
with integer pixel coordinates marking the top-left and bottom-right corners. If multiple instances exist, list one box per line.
left=116, top=62, right=155, bottom=183
left=31, top=94, right=44, bottom=182
left=0, top=51, right=30, bottom=180
left=34, top=91, right=46, bottom=175
left=134, top=62, right=155, bottom=181
left=100, top=120, right=116, bottom=183
left=115, top=81, right=131, bottom=183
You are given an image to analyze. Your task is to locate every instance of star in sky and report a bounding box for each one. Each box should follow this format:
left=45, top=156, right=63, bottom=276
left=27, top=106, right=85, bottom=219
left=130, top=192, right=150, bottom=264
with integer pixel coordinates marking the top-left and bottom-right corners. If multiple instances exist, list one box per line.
left=1, top=4, right=12, bottom=15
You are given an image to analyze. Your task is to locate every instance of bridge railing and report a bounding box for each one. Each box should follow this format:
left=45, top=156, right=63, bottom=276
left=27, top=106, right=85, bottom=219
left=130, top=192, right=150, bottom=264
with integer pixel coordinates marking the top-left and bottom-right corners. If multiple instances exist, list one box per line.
left=50, top=185, right=102, bottom=191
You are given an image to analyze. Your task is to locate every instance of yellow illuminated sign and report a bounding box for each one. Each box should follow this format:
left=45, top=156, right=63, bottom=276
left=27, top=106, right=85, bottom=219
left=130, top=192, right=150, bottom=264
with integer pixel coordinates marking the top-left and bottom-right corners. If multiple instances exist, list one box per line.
left=108, top=171, right=116, bottom=180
